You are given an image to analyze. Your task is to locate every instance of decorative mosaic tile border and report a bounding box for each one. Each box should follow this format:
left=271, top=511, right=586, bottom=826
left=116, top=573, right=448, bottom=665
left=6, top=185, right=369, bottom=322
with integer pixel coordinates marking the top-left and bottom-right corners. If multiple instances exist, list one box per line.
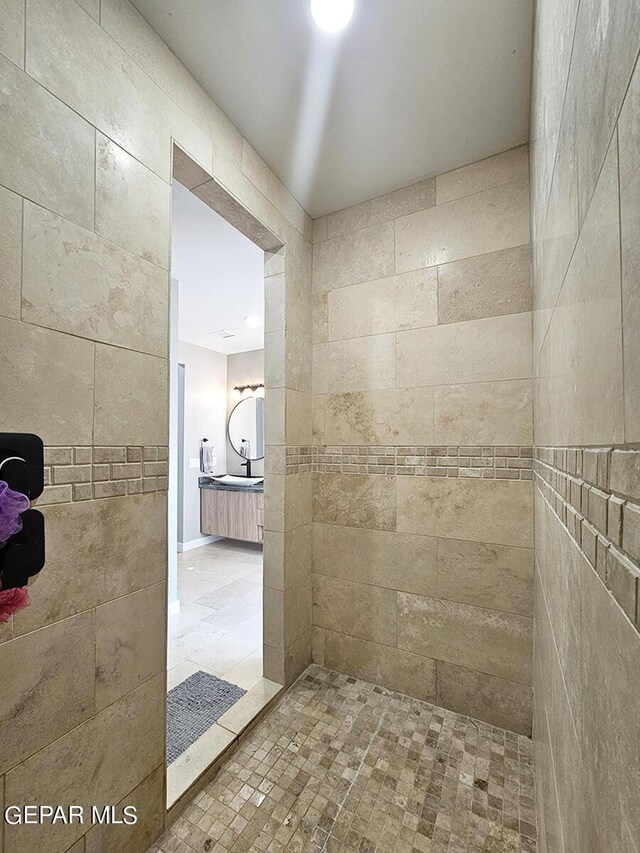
left=36, top=446, right=169, bottom=505
left=291, top=445, right=534, bottom=478
left=534, top=447, right=640, bottom=630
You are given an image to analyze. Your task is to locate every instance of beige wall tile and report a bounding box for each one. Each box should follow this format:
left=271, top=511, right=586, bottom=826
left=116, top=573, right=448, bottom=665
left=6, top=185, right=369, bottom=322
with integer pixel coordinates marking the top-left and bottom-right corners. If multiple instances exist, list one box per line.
left=263, top=530, right=284, bottom=590
left=0, top=0, right=24, bottom=67
left=263, top=586, right=284, bottom=650
left=312, top=626, right=325, bottom=665
left=285, top=331, right=312, bottom=393
left=284, top=577, right=312, bottom=646
left=285, top=389, right=312, bottom=446
left=284, top=523, right=312, bottom=590
left=265, top=331, right=285, bottom=388
left=311, top=292, right=328, bottom=344
left=76, top=0, right=100, bottom=20
left=85, top=766, right=164, bottom=853
left=313, top=473, right=396, bottom=531
left=318, top=524, right=438, bottom=598
left=0, top=185, right=21, bottom=320
left=284, top=626, right=312, bottom=684
left=0, top=612, right=95, bottom=775
left=95, top=133, right=171, bottom=269
left=437, top=661, right=532, bottom=735
left=396, top=178, right=530, bottom=273
left=619, top=62, right=640, bottom=442
left=312, top=221, right=394, bottom=293
left=265, top=272, right=285, bottom=333
left=313, top=334, right=396, bottom=394
left=94, top=345, right=168, bottom=446
left=95, top=583, right=166, bottom=711
left=22, top=202, right=168, bottom=356
left=263, top=644, right=285, bottom=685
left=437, top=538, right=533, bottom=616
left=397, top=477, right=533, bottom=548
left=397, top=313, right=532, bottom=388
left=312, top=216, right=328, bottom=243
left=433, top=379, right=532, bottom=445
left=535, top=138, right=624, bottom=446
left=26, top=0, right=174, bottom=181
left=4, top=676, right=164, bottom=853
left=0, top=317, right=94, bottom=444
left=102, top=492, right=168, bottom=599
left=324, top=630, right=437, bottom=703
left=610, top=450, right=640, bottom=500
left=328, top=267, right=437, bottom=340
left=326, top=178, right=436, bottom=239
left=13, top=501, right=106, bottom=635
left=285, top=473, right=312, bottom=531
left=264, top=474, right=284, bottom=532
left=437, top=244, right=532, bottom=325
left=398, top=593, right=532, bottom=684
left=0, top=54, right=94, bottom=228
left=323, top=388, right=434, bottom=445
left=436, top=145, right=529, bottom=205
left=313, top=575, right=396, bottom=646
left=264, top=387, right=285, bottom=446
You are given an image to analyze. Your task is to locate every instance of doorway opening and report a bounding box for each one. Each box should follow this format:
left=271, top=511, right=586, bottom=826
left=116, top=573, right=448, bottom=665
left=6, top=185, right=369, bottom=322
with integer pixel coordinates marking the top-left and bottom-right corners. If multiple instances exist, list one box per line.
left=166, top=146, right=283, bottom=809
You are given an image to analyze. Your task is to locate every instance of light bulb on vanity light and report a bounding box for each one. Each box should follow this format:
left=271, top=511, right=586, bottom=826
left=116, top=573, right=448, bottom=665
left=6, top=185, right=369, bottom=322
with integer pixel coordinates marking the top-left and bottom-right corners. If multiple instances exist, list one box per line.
left=244, top=314, right=262, bottom=328
left=311, top=0, right=355, bottom=33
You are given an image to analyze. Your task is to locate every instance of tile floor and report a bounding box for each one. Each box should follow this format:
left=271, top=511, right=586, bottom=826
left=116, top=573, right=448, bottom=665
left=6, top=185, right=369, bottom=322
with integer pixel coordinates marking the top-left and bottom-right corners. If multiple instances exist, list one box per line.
left=167, top=539, right=281, bottom=807
left=152, top=665, right=537, bottom=853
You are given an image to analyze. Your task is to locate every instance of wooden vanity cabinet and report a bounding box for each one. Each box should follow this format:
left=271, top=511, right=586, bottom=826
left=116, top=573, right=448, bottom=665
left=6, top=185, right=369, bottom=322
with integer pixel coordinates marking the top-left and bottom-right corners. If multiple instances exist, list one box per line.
left=201, top=488, right=264, bottom=543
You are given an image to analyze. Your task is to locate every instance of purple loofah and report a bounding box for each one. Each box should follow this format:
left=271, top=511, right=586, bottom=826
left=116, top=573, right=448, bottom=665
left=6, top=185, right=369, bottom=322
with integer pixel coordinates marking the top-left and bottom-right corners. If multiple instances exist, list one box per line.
left=0, top=480, right=30, bottom=546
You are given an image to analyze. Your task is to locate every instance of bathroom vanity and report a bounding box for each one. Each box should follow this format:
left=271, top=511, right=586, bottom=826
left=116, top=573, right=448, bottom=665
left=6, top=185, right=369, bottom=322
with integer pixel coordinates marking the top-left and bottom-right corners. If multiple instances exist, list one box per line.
left=200, top=479, right=264, bottom=543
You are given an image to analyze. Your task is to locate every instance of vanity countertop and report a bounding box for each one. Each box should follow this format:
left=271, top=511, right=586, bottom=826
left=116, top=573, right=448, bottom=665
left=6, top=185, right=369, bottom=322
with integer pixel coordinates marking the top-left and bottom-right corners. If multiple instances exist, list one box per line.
left=198, top=476, right=264, bottom=493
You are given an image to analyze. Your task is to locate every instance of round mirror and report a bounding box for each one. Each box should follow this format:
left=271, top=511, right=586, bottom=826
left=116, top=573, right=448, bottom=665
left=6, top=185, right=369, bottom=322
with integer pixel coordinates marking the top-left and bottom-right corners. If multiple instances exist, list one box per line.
left=228, top=397, right=265, bottom=460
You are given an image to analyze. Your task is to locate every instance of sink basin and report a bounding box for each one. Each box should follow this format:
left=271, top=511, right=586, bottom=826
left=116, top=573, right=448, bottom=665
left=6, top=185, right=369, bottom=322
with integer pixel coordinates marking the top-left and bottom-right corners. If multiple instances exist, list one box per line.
left=211, top=474, right=264, bottom=487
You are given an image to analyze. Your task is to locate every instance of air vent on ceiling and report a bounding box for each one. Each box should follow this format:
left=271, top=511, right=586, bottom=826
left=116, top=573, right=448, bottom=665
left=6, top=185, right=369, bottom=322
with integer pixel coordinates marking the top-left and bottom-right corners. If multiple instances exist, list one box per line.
left=208, top=329, right=236, bottom=339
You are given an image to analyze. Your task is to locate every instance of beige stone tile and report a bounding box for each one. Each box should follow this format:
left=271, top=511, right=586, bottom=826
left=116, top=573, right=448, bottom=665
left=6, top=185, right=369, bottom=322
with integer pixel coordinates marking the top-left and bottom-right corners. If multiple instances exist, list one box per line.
left=263, top=530, right=284, bottom=590
left=0, top=612, right=95, bottom=776
left=284, top=626, right=312, bottom=684
left=436, top=146, right=529, bottom=205
left=437, top=661, right=532, bottom=735
left=326, top=178, right=436, bottom=239
left=265, top=331, right=285, bottom=389
left=324, top=630, right=436, bottom=703
left=263, top=586, right=284, bottom=649
left=313, top=473, right=396, bottom=531
left=285, top=331, right=312, bottom=393
left=172, top=143, right=212, bottom=190
left=264, top=387, right=285, bottom=446
left=0, top=54, right=94, bottom=228
left=323, top=387, right=434, bottom=445
left=284, top=473, right=312, bottom=531
left=22, top=202, right=168, bottom=356
left=433, top=379, right=532, bottom=445
left=13, top=502, right=106, bottom=635
left=312, top=292, right=328, bottom=344
left=398, top=593, right=532, bottom=684
left=284, top=576, right=312, bottom=646
left=312, top=626, right=326, bottom=665
left=397, top=477, right=533, bottom=548
left=265, top=272, right=285, bottom=333
left=312, top=394, right=326, bottom=444
left=263, top=644, right=284, bottom=685
left=396, top=178, right=530, bottom=273
left=85, top=766, right=164, bottom=853
left=535, top=137, right=624, bottom=446
left=285, top=389, right=312, bottom=446
left=313, top=334, right=395, bottom=394
left=94, top=344, right=168, bottom=446
left=95, top=133, right=171, bottom=269
left=95, top=583, right=166, bottom=711
left=610, top=450, right=640, bottom=500
left=317, top=524, right=437, bottom=598
left=263, top=474, right=284, bottom=532
left=166, top=721, right=235, bottom=808
left=26, top=0, right=173, bottom=181
left=0, top=0, right=24, bottom=67
left=264, top=445, right=285, bottom=476
left=283, top=523, right=312, bottom=590
left=619, top=62, right=640, bottom=442
left=0, top=317, right=94, bottom=444
left=0, top=185, right=21, bottom=320
left=312, top=216, right=328, bottom=243
left=217, top=678, right=281, bottom=735
left=312, top=221, right=394, bottom=293
left=437, top=244, right=532, bottom=325
left=313, top=575, right=396, bottom=646
left=76, top=0, right=100, bottom=20
left=437, top=538, right=533, bottom=616
left=328, top=267, right=437, bottom=341
left=397, top=313, right=532, bottom=388
left=102, top=492, right=168, bottom=599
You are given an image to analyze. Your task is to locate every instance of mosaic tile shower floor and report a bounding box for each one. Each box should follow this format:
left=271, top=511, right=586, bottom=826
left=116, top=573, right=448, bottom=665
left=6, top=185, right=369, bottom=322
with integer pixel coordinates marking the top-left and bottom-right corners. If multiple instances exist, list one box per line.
left=150, top=665, right=536, bottom=853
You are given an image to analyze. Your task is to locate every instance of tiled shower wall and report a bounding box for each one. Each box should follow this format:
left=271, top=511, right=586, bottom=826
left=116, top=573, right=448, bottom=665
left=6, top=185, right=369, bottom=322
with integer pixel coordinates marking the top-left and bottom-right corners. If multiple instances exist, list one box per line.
left=0, top=1, right=312, bottom=851
left=530, top=0, right=640, bottom=850
left=310, top=146, right=535, bottom=735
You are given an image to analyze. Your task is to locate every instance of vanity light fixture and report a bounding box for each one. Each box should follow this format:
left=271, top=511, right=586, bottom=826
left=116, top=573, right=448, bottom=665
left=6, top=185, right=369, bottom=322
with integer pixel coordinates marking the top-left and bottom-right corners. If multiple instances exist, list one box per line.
left=311, top=0, right=355, bottom=32
left=233, top=383, right=265, bottom=395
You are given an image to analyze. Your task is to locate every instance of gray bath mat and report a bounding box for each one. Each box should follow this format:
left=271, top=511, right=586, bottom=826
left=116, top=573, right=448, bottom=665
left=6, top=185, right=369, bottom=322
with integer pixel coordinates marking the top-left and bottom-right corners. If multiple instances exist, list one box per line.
left=167, top=671, right=246, bottom=763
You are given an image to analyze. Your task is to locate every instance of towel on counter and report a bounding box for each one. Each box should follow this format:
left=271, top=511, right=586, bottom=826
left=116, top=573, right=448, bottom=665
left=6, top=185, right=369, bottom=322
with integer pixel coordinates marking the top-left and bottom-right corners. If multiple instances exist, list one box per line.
left=200, top=443, right=215, bottom=474
left=240, top=440, right=251, bottom=459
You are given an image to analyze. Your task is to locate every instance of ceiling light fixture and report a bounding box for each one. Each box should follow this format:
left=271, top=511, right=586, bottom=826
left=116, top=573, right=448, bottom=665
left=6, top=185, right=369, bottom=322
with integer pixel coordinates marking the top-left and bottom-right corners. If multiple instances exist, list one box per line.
left=244, top=314, right=262, bottom=328
left=310, top=0, right=354, bottom=33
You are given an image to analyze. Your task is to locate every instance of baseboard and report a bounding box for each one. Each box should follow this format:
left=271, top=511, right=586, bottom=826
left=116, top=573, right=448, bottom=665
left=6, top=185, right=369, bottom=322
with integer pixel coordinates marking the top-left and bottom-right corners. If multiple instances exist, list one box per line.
left=177, top=535, right=224, bottom=553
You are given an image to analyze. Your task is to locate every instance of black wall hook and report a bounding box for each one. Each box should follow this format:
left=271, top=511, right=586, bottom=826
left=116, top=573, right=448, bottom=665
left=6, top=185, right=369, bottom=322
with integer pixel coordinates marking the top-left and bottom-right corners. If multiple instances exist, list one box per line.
left=0, top=433, right=46, bottom=589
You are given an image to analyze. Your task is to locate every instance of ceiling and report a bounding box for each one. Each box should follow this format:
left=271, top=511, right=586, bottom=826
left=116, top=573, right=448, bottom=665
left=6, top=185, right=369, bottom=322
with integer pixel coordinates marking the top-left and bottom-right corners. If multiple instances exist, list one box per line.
left=171, top=181, right=265, bottom=355
left=132, top=0, right=533, bottom=217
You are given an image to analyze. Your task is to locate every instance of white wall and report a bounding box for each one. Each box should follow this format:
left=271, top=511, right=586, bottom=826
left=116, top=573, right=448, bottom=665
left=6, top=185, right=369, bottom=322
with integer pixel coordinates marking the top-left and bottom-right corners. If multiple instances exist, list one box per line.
left=178, top=340, right=227, bottom=547
left=226, top=349, right=265, bottom=476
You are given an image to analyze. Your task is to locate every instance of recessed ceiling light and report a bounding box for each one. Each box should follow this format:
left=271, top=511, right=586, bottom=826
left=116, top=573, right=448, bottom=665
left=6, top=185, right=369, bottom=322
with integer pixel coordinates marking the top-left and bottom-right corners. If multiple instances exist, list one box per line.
left=310, top=0, right=354, bottom=33
left=244, top=314, right=262, bottom=328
